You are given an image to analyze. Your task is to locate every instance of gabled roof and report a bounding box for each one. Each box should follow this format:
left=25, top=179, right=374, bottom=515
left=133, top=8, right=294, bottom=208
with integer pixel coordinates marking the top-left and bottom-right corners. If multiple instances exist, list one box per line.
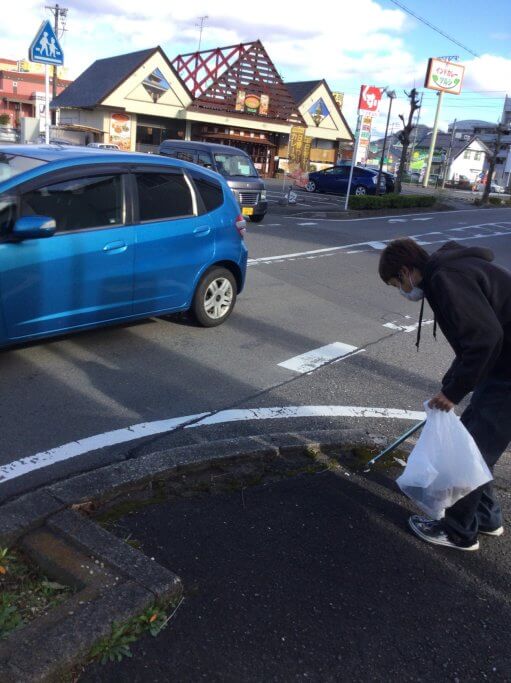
left=52, top=47, right=170, bottom=108
left=285, top=81, right=322, bottom=106
left=172, top=41, right=304, bottom=126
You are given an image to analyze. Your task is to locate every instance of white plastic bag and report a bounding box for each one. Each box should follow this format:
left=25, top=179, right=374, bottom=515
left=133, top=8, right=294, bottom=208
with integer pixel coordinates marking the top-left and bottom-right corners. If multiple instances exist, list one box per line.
left=397, top=402, right=493, bottom=519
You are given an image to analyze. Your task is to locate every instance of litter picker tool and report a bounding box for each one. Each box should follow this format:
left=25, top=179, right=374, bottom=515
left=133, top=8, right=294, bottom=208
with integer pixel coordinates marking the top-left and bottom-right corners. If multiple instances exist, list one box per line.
left=364, top=419, right=426, bottom=472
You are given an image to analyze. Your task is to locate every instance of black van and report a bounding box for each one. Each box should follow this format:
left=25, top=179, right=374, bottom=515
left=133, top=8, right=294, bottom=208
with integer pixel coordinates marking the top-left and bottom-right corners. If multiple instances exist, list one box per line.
left=159, top=140, right=268, bottom=222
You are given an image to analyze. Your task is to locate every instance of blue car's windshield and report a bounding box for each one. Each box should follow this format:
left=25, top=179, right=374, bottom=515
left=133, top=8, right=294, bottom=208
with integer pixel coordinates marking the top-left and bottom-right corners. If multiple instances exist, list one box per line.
left=0, top=153, right=47, bottom=183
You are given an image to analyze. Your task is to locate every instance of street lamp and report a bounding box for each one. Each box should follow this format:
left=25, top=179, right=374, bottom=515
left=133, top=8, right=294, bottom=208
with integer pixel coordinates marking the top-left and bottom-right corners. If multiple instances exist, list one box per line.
left=377, top=89, right=397, bottom=192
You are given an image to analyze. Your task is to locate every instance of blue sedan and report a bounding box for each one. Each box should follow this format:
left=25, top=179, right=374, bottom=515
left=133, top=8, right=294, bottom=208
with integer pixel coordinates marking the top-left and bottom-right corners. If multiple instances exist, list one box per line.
left=306, top=165, right=386, bottom=195
left=0, top=145, right=248, bottom=347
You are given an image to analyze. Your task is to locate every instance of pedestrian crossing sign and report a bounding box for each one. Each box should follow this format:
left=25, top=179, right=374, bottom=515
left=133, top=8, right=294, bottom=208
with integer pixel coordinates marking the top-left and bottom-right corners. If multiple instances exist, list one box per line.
left=29, top=20, right=64, bottom=66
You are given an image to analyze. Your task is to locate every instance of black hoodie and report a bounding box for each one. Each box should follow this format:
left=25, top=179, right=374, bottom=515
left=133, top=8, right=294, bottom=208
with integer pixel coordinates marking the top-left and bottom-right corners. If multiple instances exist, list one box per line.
left=421, top=241, right=511, bottom=404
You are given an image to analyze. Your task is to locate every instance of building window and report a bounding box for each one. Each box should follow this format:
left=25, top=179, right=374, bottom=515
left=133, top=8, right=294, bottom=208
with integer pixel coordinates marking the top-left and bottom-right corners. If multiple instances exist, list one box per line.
left=463, top=150, right=471, bottom=159
left=474, top=151, right=482, bottom=161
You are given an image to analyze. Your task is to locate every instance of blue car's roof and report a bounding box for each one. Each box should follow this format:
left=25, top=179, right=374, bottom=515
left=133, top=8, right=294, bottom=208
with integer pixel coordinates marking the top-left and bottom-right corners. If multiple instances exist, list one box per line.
left=0, top=144, right=224, bottom=192
left=0, top=144, right=149, bottom=162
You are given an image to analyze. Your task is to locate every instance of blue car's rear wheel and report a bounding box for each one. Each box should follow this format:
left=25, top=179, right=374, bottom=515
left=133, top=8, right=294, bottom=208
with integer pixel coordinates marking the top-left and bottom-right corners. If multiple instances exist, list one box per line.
left=191, top=267, right=237, bottom=327
left=354, top=185, right=367, bottom=195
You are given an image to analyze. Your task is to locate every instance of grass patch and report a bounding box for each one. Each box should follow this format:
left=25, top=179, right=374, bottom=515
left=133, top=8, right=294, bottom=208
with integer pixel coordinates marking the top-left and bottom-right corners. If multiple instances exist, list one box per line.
left=0, top=547, right=72, bottom=639
left=348, top=193, right=436, bottom=210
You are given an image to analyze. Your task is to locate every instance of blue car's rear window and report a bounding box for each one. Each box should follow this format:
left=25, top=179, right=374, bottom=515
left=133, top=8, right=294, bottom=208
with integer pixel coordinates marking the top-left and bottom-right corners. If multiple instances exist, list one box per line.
left=0, top=153, right=47, bottom=182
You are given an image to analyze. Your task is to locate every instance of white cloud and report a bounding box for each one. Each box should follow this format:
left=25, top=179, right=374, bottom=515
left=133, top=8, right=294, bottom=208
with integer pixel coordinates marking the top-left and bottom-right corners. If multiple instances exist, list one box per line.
left=2, top=1, right=509, bottom=132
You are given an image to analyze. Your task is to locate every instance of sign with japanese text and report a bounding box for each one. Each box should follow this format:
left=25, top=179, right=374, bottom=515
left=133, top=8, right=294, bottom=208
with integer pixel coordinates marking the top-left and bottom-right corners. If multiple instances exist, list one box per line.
left=425, top=58, right=465, bottom=95
left=356, top=116, right=373, bottom=164
left=358, top=85, right=382, bottom=116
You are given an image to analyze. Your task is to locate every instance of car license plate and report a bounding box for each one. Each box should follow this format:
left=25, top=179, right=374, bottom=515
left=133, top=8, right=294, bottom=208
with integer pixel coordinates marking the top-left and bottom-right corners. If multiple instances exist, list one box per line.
left=242, top=207, right=254, bottom=216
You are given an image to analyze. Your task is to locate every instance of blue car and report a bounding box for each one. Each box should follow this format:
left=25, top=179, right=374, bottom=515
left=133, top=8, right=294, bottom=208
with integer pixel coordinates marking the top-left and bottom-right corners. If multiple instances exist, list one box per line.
left=0, top=145, right=248, bottom=347
left=305, top=165, right=386, bottom=195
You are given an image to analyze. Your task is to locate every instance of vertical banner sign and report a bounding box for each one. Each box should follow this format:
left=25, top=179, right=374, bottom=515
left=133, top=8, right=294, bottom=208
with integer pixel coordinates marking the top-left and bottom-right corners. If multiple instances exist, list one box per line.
left=356, top=116, right=373, bottom=165
left=345, top=85, right=382, bottom=210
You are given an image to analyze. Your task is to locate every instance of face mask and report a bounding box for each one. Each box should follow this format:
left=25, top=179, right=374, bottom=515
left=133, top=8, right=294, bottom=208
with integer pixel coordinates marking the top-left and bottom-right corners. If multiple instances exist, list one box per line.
left=399, top=273, right=423, bottom=302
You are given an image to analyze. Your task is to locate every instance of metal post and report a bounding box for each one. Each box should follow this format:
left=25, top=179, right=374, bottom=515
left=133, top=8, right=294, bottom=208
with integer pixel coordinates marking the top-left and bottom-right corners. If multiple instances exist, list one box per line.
left=44, top=64, right=50, bottom=143
left=408, top=93, right=423, bottom=177
left=441, top=119, right=456, bottom=188
left=422, top=90, right=444, bottom=187
left=377, top=94, right=394, bottom=191
left=344, top=114, right=362, bottom=211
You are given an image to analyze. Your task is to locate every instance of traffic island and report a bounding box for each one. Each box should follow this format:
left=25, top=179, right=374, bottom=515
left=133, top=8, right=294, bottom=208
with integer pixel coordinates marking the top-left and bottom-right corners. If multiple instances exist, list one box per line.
left=0, top=429, right=385, bottom=682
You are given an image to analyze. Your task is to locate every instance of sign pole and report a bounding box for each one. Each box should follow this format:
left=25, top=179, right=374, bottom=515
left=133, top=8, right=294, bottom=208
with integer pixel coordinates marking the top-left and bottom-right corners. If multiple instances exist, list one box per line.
left=44, top=64, right=50, bottom=144
left=422, top=90, right=443, bottom=188
left=344, top=115, right=362, bottom=211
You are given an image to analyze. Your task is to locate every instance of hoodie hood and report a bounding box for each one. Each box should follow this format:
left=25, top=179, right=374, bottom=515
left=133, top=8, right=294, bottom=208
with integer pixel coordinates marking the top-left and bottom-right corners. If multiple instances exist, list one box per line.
left=424, top=241, right=494, bottom=279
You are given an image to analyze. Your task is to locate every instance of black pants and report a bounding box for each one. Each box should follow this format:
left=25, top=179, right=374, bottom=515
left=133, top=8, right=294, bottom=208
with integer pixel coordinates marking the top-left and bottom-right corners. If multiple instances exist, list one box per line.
left=443, top=377, right=511, bottom=544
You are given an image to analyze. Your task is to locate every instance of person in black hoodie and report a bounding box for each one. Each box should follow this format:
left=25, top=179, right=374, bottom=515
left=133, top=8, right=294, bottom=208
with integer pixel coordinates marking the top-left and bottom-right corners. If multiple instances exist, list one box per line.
left=379, top=238, right=511, bottom=551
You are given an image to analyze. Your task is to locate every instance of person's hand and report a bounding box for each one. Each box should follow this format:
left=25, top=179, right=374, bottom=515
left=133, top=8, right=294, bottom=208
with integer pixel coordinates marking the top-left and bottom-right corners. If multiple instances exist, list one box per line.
left=428, top=391, right=455, bottom=412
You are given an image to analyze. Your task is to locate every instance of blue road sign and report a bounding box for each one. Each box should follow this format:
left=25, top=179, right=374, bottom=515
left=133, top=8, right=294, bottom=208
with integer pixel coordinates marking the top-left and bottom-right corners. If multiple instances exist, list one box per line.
left=29, top=20, right=64, bottom=66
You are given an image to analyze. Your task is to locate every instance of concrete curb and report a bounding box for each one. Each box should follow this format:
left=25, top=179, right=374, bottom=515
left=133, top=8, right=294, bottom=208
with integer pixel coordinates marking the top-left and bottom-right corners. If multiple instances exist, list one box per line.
left=0, top=428, right=385, bottom=681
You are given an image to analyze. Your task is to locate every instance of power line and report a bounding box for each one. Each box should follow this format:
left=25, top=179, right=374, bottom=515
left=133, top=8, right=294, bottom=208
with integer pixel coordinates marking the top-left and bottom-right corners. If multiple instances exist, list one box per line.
left=388, top=0, right=480, bottom=58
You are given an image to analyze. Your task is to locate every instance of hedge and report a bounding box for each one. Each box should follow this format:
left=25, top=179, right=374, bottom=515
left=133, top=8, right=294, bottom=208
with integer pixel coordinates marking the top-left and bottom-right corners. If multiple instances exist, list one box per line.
left=348, top=193, right=437, bottom=210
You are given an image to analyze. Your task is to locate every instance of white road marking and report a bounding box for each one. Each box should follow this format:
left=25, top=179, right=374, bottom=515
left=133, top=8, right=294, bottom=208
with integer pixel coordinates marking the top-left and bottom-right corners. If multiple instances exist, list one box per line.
left=383, top=320, right=434, bottom=333
left=0, top=405, right=427, bottom=484
left=278, top=342, right=359, bottom=373
left=389, top=219, right=406, bottom=223
left=248, top=221, right=511, bottom=267
left=0, top=414, right=209, bottom=483
left=412, top=217, right=433, bottom=221
left=298, top=222, right=317, bottom=226
left=277, top=208, right=508, bottom=223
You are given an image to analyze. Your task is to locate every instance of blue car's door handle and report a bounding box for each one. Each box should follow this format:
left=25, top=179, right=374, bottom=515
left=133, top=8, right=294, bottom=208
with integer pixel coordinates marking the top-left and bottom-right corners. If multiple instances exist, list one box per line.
left=103, top=241, right=128, bottom=253
left=193, top=226, right=211, bottom=237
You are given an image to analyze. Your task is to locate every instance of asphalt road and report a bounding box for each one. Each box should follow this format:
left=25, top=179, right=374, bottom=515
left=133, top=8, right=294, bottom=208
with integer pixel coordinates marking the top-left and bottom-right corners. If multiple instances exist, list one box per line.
left=1, top=206, right=511, bottom=502
left=82, top=466, right=511, bottom=682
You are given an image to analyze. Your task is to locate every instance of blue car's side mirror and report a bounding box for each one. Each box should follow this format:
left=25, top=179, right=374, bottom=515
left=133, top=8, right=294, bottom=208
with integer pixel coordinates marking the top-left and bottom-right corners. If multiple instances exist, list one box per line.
left=12, top=216, right=56, bottom=240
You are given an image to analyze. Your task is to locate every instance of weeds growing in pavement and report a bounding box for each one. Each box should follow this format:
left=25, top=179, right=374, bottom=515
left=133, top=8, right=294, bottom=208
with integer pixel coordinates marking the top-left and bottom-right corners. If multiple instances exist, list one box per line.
left=89, top=599, right=183, bottom=665
left=0, top=547, right=72, bottom=639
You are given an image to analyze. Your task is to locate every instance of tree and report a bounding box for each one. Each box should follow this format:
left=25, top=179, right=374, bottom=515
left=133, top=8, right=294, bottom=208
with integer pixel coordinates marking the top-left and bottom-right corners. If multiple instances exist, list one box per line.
left=482, top=123, right=509, bottom=204
left=395, top=88, right=421, bottom=194
left=0, top=113, right=11, bottom=126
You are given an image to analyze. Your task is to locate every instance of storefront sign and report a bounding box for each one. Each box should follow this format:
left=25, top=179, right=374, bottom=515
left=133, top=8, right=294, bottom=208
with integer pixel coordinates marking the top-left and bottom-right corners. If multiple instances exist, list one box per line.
left=425, top=58, right=465, bottom=95
left=358, top=85, right=382, bottom=117
left=235, top=90, right=270, bottom=115
left=109, top=112, right=132, bottom=150
left=410, top=149, right=429, bottom=171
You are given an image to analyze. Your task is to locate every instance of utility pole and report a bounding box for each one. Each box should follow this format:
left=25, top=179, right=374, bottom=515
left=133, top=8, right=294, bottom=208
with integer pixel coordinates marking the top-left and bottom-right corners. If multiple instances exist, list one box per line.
left=377, top=89, right=396, bottom=191
left=482, top=122, right=510, bottom=204
left=422, top=90, right=444, bottom=187
left=196, top=15, right=208, bottom=51
left=441, top=119, right=457, bottom=189
left=45, top=3, right=68, bottom=120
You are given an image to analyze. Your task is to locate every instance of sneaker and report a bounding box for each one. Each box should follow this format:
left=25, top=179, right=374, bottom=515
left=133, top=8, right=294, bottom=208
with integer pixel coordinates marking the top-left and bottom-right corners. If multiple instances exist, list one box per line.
left=479, top=525, right=504, bottom=537
left=408, top=515, right=479, bottom=551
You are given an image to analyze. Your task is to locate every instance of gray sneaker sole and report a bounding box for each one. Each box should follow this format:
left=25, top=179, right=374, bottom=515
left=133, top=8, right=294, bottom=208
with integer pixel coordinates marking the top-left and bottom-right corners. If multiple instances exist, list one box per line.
left=408, top=517, right=480, bottom=551
left=479, top=526, right=504, bottom=537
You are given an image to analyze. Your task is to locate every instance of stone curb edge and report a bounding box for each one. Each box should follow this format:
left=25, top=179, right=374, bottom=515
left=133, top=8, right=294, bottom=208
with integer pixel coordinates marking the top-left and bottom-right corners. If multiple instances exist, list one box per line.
left=0, top=428, right=385, bottom=682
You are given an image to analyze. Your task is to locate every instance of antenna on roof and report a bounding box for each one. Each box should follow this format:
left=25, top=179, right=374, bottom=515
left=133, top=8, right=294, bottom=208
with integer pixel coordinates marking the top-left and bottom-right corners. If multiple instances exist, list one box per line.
left=196, top=15, right=208, bottom=52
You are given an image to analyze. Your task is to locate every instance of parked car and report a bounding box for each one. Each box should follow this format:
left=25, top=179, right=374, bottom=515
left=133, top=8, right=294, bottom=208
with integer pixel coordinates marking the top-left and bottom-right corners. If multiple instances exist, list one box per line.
left=0, top=145, right=248, bottom=347
left=305, top=165, right=386, bottom=195
left=380, top=170, right=395, bottom=193
left=37, top=136, right=76, bottom=146
left=159, top=140, right=267, bottom=223
left=475, top=181, right=505, bottom=194
left=0, top=127, right=19, bottom=144
left=87, top=142, right=120, bottom=150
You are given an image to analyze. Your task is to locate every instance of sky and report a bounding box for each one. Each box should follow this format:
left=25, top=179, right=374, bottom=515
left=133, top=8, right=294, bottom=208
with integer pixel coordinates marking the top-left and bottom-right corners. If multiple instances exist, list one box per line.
left=2, top=0, right=510, bottom=136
